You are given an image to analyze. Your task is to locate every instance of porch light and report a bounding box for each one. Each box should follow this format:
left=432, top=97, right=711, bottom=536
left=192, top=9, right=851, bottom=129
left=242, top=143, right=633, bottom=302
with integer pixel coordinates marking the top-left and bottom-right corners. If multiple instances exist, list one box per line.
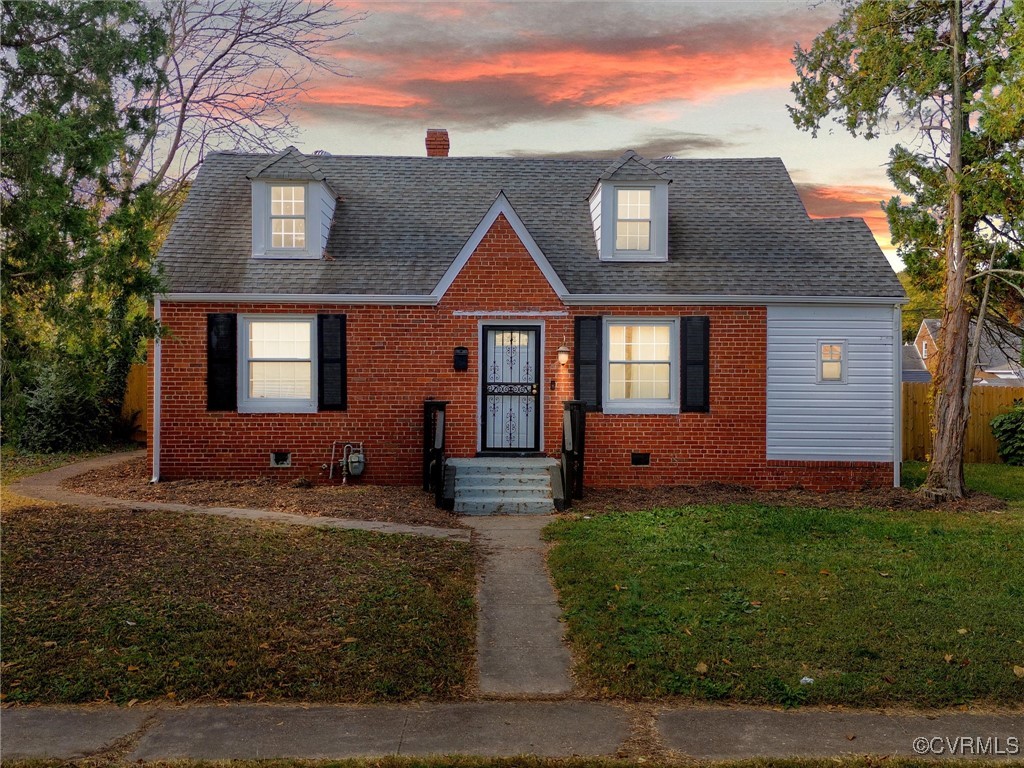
left=557, top=343, right=570, bottom=366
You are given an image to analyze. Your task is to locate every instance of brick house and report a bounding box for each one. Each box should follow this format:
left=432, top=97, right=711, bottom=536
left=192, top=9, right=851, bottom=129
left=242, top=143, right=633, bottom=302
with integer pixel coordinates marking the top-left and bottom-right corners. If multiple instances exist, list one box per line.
left=150, top=129, right=907, bottom=497
left=914, top=318, right=1024, bottom=384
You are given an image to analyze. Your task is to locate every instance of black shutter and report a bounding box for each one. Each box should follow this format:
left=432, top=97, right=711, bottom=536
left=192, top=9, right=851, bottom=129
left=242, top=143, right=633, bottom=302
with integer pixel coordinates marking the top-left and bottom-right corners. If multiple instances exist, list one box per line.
left=318, top=314, right=347, bottom=411
left=681, top=316, right=710, bottom=412
left=207, top=313, right=237, bottom=411
left=574, top=316, right=603, bottom=413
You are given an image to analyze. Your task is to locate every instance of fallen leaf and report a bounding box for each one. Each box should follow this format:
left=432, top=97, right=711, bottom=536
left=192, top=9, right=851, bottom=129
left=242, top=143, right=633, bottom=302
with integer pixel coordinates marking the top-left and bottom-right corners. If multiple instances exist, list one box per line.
left=225, top=659, right=237, bottom=668
left=695, top=661, right=708, bottom=674
left=166, top=691, right=176, bottom=699
left=343, top=637, right=358, bottom=643
left=258, top=643, right=271, bottom=650
left=614, top=584, right=627, bottom=591
left=775, top=569, right=787, bottom=575
left=750, top=601, right=762, bottom=607
left=846, top=734, right=857, bottom=741
left=819, top=569, right=831, bottom=575
left=126, top=699, right=139, bottom=708
left=882, top=675, right=895, bottom=684
left=682, top=627, right=692, bottom=636
left=43, top=641, right=57, bottom=648
left=878, top=572, right=892, bottom=578
left=943, top=654, right=954, bottom=664
left=957, top=628, right=969, bottom=635
left=721, top=658, right=732, bottom=665
left=127, top=665, right=139, bottom=672
left=1013, top=665, right=1024, bottom=679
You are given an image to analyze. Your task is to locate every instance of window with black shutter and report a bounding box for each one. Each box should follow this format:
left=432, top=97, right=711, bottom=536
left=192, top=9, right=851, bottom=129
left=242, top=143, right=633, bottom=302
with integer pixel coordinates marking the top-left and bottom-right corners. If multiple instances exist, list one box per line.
left=207, top=313, right=237, bottom=411
left=680, top=316, right=710, bottom=412
left=317, top=314, right=347, bottom=411
left=574, top=316, right=603, bottom=412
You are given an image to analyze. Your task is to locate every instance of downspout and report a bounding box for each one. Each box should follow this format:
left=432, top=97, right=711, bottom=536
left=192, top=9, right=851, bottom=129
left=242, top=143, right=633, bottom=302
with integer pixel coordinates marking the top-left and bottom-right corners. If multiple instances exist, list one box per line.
left=151, top=296, right=162, bottom=483
left=893, top=303, right=902, bottom=487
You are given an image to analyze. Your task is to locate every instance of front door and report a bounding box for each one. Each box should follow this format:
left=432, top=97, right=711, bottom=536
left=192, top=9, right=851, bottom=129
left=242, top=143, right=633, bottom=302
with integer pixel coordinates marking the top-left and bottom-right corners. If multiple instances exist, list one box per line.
left=481, top=326, right=541, bottom=452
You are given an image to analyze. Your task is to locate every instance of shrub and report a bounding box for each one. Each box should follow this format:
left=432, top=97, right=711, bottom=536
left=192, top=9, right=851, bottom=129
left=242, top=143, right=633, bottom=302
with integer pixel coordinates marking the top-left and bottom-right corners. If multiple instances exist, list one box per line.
left=990, top=399, right=1024, bottom=466
left=18, top=361, right=113, bottom=453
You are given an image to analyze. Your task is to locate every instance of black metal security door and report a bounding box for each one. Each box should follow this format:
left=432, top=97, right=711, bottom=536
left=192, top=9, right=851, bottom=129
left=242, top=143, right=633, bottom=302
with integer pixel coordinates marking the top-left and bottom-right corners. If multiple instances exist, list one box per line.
left=482, top=326, right=541, bottom=452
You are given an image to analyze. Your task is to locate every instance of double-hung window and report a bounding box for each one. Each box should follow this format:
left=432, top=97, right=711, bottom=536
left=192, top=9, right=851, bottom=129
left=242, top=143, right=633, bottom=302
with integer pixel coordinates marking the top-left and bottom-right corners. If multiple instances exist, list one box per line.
left=604, top=319, right=679, bottom=413
left=270, top=184, right=306, bottom=250
left=239, top=317, right=316, bottom=412
left=615, top=188, right=652, bottom=252
left=818, top=340, right=846, bottom=383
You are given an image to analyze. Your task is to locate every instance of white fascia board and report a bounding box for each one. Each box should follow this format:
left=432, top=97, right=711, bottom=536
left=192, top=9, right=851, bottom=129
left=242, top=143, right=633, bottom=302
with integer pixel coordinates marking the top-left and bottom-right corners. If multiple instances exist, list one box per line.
left=563, top=294, right=910, bottom=306
left=162, top=293, right=438, bottom=305
left=432, top=191, right=570, bottom=301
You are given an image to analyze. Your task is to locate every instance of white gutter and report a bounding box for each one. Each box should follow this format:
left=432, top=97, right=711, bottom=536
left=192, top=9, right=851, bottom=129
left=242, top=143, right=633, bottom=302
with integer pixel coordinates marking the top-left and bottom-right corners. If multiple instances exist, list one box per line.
left=562, top=294, right=911, bottom=306
left=164, top=293, right=438, bottom=305
left=893, top=303, right=902, bottom=487
left=164, top=292, right=909, bottom=307
left=150, top=296, right=162, bottom=483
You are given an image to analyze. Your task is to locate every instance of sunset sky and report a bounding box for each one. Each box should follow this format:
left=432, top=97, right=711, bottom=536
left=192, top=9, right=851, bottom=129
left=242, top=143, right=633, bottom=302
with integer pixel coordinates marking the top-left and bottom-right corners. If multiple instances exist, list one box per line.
left=289, top=0, right=910, bottom=270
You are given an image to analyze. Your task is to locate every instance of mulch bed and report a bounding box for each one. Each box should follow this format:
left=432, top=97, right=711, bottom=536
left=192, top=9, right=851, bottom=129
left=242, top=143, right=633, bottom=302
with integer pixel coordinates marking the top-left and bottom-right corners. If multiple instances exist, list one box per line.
left=572, top=481, right=1007, bottom=515
left=63, top=458, right=462, bottom=529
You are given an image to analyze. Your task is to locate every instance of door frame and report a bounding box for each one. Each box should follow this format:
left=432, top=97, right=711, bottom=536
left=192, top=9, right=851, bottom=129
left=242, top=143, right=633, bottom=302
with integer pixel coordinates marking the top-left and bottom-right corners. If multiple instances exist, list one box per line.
left=477, top=320, right=545, bottom=454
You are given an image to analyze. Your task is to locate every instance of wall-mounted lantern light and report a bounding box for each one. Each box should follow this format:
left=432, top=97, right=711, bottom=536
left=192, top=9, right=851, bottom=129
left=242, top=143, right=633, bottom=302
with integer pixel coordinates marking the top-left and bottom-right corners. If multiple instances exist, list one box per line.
left=556, top=343, right=570, bottom=366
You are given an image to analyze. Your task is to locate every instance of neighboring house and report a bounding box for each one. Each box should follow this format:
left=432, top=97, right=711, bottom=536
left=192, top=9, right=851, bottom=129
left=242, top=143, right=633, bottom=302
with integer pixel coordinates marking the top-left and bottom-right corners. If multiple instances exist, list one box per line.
left=902, top=344, right=931, bottom=383
left=150, top=129, right=907, bottom=491
left=914, top=318, right=1024, bottom=383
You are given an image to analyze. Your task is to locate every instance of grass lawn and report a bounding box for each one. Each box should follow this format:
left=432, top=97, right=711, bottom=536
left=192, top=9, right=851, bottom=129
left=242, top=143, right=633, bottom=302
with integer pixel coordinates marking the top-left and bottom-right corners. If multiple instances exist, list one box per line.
left=903, top=461, right=1024, bottom=509
left=1, top=504, right=476, bottom=704
left=546, top=503, right=1024, bottom=707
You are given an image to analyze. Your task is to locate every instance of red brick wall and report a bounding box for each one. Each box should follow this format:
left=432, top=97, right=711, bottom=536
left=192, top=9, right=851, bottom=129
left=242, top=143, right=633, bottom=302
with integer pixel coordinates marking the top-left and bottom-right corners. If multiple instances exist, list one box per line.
left=151, top=214, right=893, bottom=490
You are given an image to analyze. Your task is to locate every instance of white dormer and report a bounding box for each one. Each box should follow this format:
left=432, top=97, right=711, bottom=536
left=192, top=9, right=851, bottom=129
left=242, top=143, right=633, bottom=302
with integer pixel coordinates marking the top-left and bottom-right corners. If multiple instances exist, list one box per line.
left=589, top=150, right=670, bottom=262
left=247, top=147, right=337, bottom=260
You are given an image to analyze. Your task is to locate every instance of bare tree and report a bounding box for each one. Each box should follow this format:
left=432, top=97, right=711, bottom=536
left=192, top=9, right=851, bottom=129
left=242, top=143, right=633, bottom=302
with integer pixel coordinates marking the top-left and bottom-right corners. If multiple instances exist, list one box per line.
left=122, top=0, right=364, bottom=218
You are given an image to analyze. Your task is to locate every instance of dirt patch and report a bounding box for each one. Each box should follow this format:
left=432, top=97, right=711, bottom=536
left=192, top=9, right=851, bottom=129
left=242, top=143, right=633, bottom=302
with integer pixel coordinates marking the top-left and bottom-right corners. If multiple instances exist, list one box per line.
left=63, top=458, right=463, bottom=528
left=572, top=481, right=1007, bottom=515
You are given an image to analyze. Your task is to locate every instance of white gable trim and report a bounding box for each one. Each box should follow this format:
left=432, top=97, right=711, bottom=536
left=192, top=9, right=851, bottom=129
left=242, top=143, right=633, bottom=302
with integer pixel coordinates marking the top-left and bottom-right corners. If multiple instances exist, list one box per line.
left=432, top=192, right=569, bottom=301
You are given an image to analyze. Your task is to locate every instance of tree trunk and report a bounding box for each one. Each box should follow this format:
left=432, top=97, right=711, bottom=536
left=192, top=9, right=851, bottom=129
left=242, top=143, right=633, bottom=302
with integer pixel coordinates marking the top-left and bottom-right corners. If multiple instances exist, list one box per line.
left=924, top=0, right=969, bottom=500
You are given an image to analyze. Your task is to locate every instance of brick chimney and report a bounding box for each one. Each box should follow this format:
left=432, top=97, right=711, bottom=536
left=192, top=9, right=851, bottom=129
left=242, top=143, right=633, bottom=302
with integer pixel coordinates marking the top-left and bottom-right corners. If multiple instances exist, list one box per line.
left=425, top=128, right=450, bottom=157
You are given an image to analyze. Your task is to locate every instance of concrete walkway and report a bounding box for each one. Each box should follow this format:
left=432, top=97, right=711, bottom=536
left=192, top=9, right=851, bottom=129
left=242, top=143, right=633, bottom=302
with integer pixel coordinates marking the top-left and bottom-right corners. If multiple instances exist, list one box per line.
left=464, top=515, right=574, bottom=696
left=4, top=703, right=1021, bottom=761
left=11, top=451, right=470, bottom=542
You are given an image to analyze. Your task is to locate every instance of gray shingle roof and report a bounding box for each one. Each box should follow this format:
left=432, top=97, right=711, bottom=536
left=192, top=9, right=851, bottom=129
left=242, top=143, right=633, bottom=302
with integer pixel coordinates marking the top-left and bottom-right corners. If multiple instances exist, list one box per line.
left=159, top=151, right=905, bottom=300
left=902, top=344, right=931, bottom=382
left=925, top=318, right=1024, bottom=371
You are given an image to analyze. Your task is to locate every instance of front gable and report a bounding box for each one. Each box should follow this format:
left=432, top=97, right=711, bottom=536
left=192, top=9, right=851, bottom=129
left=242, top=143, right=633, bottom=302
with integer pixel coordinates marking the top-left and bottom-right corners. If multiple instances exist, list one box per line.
left=434, top=192, right=568, bottom=308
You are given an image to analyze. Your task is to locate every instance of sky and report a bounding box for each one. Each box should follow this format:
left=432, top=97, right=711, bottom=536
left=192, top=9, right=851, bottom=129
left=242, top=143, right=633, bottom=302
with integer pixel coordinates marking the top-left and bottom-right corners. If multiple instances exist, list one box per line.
left=288, top=0, right=910, bottom=271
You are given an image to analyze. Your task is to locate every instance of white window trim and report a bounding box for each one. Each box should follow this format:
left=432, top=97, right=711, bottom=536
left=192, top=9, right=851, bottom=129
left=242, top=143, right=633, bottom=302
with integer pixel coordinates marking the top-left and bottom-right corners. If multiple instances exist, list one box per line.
left=602, top=317, right=679, bottom=414
left=817, top=339, right=848, bottom=384
left=238, top=315, right=317, bottom=413
left=598, top=182, right=669, bottom=262
left=251, top=180, right=317, bottom=260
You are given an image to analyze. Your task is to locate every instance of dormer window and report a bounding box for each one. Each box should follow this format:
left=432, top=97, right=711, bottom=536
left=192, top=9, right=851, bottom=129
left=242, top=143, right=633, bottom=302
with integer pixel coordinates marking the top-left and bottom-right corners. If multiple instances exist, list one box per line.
left=615, top=188, right=652, bottom=251
left=247, top=147, right=337, bottom=260
left=590, top=151, right=670, bottom=263
left=270, top=185, right=306, bottom=249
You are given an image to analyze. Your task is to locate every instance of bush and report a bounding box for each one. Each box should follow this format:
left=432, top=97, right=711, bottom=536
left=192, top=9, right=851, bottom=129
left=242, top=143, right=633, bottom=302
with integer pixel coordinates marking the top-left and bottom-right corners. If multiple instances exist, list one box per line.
left=18, top=361, right=113, bottom=453
left=990, top=399, right=1024, bottom=466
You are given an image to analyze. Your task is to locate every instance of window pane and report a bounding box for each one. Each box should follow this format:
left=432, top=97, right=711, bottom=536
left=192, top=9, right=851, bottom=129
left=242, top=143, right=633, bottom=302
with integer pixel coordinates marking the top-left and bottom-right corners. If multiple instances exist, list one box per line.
left=272, top=218, right=306, bottom=249
left=615, top=220, right=651, bottom=250
left=271, top=185, right=305, bottom=216
left=609, top=324, right=670, bottom=362
left=821, top=344, right=842, bottom=362
left=616, top=188, right=651, bottom=219
left=249, top=361, right=312, bottom=399
left=822, top=361, right=842, bottom=380
left=609, top=362, right=670, bottom=400
left=249, top=321, right=311, bottom=359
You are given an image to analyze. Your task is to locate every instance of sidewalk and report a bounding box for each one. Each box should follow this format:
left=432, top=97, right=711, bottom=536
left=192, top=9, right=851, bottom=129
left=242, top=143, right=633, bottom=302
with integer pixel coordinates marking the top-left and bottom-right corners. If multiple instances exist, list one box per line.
left=11, top=451, right=469, bottom=542
left=3, top=702, right=1022, bottom=761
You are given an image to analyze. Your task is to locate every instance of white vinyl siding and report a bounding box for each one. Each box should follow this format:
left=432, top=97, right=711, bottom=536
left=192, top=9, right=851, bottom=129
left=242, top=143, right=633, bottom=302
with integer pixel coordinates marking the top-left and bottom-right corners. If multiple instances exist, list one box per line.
left=767, top=305, right=896, bottom=462
left=589, top=187, right=602, bottom=251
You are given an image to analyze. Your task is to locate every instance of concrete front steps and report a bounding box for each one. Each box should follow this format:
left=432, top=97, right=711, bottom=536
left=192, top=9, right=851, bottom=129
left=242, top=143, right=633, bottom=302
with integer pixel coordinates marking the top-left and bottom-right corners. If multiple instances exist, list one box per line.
left=448, top=457, right=562, bottom=515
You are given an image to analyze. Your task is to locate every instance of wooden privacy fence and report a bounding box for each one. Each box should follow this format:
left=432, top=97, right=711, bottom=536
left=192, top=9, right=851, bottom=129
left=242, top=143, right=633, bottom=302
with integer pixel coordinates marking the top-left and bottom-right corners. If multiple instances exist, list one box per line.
left=902, top=381, right=1024, bottom=463
left=121, top=362, right=147, bottom=443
